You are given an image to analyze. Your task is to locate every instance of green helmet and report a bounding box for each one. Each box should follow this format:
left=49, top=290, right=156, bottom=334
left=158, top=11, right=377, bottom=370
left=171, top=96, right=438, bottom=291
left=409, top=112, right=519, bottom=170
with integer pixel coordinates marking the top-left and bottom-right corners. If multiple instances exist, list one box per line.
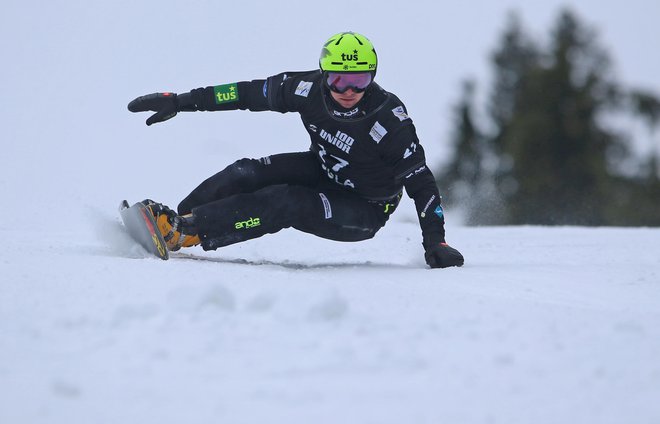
left=319, top=32, right=378, bottom=73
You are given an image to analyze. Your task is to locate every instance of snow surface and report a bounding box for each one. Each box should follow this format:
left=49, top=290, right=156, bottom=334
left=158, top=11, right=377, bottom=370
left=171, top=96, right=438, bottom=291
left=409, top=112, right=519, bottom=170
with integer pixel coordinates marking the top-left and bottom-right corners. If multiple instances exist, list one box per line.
left=2, top=1, right=660, bottom=423
left=2, top=222, right=660, bottom=424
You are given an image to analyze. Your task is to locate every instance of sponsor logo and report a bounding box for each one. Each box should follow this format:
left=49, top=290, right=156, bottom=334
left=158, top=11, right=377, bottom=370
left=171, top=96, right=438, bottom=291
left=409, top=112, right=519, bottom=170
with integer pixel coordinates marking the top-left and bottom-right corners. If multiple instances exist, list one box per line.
left=405, top=165, right=427, bottom=179
left=420, top=195, right=436, bottom=218
left=235, top=217, right=261, bottom=229
left=341, top=50, right=359, bottom=61
left=333, top=107, right=360, bottom=118
left=295, top=81, right=313, bottom=97
left=392, top=106, right=410, bottom=121
left=319, top=193, right=332, bottom=219
left=319, top=128, right=354, bottom=153
left=369, top=121, right=387, bottom=143
left=214, top=83, right=238, bottom=104
left=434, top=205, right=444, bottom=218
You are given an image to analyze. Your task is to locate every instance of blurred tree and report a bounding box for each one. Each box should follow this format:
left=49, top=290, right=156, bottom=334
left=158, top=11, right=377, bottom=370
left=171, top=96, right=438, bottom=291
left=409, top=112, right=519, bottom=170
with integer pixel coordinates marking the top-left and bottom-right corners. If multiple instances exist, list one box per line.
left=628, top=89, right=660, bottom=181
left=629, top=89, right=660, bottom=129
left=489, top=12, right=540, bottom=152
left=444, top=81, right=482, bottom=188
left=439, top=8, right=660, bottom=226
left=440, top=80, right=506, bottom=224
left=500, top=10, right=623, bottom=224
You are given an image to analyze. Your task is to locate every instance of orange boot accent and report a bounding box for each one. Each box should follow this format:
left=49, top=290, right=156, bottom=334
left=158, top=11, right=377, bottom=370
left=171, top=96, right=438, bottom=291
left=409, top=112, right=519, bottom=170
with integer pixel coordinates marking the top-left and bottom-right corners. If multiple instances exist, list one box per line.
left=155, top=213, right=200, bottom=251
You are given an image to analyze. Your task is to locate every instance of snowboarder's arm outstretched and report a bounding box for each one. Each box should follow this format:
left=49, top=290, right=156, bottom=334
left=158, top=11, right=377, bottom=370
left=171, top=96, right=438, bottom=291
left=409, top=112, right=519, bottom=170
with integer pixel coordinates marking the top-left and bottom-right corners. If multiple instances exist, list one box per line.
left=127, top=71, right=314, bottom=126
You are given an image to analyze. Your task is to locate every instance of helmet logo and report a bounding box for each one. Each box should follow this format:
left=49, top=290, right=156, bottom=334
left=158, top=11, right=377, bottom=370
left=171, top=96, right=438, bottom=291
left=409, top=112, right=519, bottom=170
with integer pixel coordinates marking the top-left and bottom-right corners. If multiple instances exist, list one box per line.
left=341, top=50, right=359, bottom=61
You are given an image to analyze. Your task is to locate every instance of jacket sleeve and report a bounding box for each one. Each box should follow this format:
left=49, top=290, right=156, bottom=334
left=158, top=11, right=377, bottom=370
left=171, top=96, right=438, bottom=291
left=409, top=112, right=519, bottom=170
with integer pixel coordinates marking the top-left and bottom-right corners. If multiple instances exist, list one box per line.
left=403, top=165, right=447, bottom=247
left=177, top=72, right=309, bottom=113
left=382, top=125, right=447, bottom=246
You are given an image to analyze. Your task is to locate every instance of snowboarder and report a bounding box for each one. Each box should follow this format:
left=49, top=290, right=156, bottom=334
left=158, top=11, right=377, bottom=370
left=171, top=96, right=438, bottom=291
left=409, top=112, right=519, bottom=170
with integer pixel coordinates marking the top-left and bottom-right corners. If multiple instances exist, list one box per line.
left=128, top=32, right=464, bottom=268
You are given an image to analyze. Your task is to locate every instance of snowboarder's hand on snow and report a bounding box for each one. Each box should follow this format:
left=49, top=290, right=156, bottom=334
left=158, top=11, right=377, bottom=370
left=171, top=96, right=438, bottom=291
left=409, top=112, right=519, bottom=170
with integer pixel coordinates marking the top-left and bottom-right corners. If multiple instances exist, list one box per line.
left=424, top=242, right=464, bottom=268
left=128, top=92, right=179, bottom=126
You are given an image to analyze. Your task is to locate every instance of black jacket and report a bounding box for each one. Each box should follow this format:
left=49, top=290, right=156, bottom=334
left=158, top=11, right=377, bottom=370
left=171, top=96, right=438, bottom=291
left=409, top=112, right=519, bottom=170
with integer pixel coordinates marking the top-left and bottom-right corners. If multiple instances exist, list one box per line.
left=182, top=70, right=446, bottom=245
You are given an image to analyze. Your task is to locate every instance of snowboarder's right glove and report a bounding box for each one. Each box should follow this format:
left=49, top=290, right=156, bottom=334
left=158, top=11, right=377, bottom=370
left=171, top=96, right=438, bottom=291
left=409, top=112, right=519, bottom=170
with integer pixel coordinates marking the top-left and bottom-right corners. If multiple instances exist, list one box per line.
left=128, top=92, right=179, bottom=126
left=424, top=242, right=464, bottom=269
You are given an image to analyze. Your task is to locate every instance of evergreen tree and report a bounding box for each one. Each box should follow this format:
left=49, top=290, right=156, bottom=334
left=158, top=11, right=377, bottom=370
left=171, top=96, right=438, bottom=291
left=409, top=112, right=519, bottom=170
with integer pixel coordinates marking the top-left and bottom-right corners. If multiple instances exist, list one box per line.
left=489, top=12, right=539, bottom=151
left=440, top=8, right=660, bottom=226
left=442, top=81, right=482, bottom=189
left=485, top=12, right=541, bottom=223
left=629, top=89, right=660, bottom=181
left=500, top=10, right=622, bottom=224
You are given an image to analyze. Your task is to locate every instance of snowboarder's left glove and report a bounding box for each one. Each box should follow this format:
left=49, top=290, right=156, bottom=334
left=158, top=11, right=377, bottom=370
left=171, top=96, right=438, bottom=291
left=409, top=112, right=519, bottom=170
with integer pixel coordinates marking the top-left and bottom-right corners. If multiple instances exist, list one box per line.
left=424, top=242, right=464, bottom=269
left=128, top=92, right=179, bottom=126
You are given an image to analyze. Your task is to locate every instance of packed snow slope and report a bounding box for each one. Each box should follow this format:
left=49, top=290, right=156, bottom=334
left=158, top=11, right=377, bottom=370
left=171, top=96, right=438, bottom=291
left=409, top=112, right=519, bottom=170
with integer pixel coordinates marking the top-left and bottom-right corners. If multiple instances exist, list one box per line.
left=2, top=1, right=660, bottom=423
left=1, top=222, right=660, bottom=424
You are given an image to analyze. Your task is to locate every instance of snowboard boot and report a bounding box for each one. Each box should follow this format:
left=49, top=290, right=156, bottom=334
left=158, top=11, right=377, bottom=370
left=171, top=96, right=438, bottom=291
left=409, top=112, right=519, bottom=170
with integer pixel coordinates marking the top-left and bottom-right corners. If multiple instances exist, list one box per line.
left=142, top=199, right=200, bottom=251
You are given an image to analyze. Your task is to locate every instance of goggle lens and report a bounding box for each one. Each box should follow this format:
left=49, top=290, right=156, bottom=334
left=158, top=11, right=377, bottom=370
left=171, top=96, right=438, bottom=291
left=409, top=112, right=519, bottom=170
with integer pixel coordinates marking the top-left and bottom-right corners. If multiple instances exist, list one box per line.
left=326, top=72, right=373, bottom=93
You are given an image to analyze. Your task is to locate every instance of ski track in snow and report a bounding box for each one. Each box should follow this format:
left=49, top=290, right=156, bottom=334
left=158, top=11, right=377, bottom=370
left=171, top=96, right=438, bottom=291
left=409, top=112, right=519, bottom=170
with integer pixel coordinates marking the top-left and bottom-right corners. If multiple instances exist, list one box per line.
left=1, top=213, right=660, bottom=424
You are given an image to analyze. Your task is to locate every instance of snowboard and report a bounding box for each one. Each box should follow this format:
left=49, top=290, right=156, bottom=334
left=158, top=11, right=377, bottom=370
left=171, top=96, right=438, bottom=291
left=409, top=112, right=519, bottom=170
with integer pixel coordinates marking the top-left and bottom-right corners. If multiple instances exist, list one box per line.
left=119, top=200, right=169, bottom=260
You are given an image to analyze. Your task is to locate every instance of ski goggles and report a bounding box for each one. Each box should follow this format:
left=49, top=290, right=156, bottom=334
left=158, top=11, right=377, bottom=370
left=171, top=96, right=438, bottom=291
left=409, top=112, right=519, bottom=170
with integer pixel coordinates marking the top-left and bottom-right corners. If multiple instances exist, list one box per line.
left=325, top=72, right=374, bottom=94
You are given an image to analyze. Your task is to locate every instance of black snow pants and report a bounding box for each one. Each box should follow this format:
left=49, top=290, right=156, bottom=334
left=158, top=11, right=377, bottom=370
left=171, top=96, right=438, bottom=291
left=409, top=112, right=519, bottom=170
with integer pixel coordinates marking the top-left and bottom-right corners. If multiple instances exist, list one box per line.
left=177, top=151, right=398, bottom=251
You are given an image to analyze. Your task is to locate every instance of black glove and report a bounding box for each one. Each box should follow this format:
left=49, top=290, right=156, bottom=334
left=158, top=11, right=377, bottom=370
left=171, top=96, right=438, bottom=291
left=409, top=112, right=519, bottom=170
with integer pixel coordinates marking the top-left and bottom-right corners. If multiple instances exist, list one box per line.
left=128, top=92, right=179, bottom=126
left=424, top=242, right=464, bottom=269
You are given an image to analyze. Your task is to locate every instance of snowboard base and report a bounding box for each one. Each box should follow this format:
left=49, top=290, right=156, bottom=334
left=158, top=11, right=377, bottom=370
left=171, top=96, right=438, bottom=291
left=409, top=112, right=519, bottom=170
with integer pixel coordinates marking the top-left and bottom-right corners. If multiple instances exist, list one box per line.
left=119, top=200, right=169, bottom=260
